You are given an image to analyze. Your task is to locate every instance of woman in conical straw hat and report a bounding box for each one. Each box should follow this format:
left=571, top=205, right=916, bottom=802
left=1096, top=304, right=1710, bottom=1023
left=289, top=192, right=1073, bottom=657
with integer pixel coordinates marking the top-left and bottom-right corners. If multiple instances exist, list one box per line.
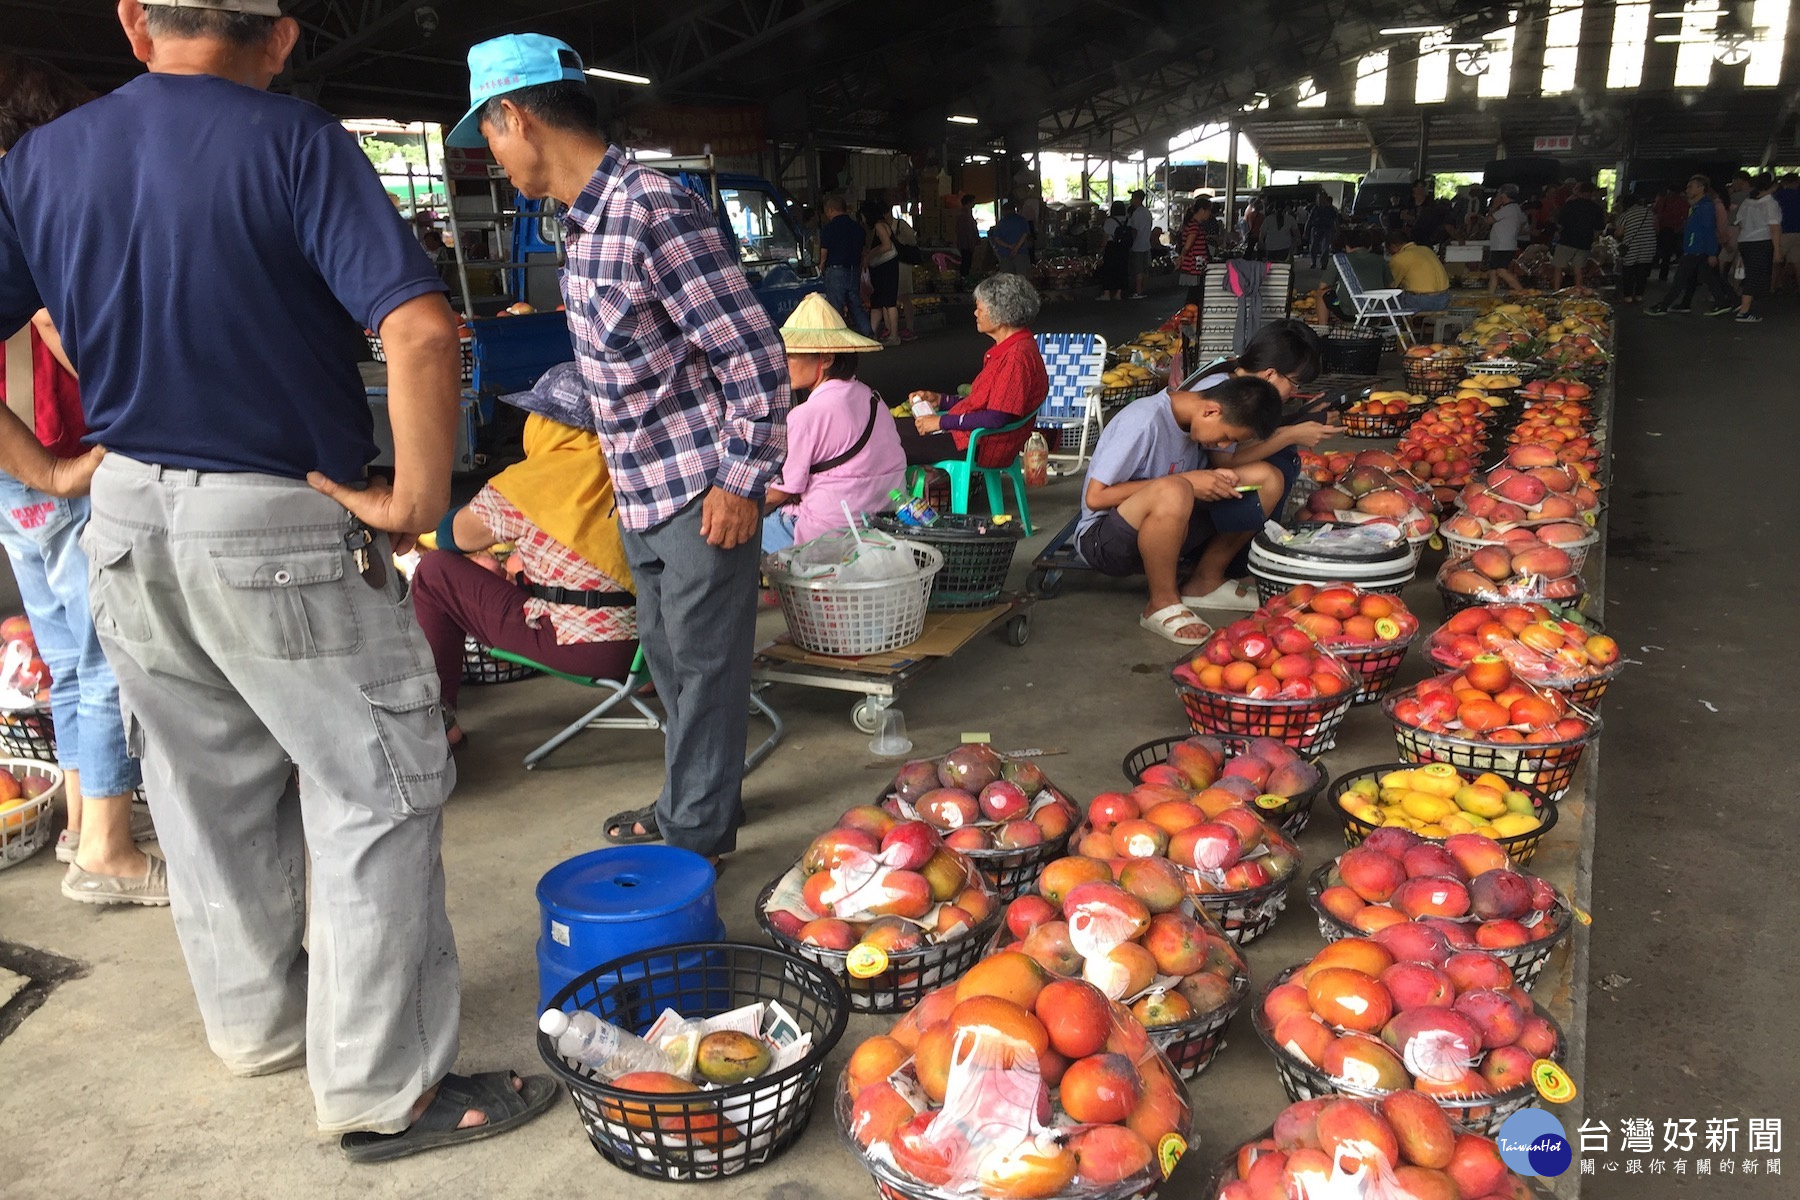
left=762, top=293, right=908, bottom=551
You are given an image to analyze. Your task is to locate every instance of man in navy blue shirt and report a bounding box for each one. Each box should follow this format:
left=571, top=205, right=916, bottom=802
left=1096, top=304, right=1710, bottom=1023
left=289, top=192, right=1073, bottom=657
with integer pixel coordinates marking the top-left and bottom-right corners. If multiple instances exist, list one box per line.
left=0, top=0, right=553, bottom=1160
left=817, top=193, right=873, bottom=334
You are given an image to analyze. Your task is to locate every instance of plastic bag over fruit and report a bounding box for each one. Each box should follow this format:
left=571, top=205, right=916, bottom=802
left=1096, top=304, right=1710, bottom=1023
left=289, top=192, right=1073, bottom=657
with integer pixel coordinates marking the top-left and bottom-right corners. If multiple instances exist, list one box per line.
left=1175, top=613, right=1362, bottom=701
left=1427, top=604, right=1619, bottom=690
left=763, top=814, right=995, bottom=946
left=1298, top=466, right=1438, bottom=541
left=840, top=974, right=1193, bottom=1200
left=1259, top=584, right=1420, bottom=651
left=1436, top=543, right=1585, bottom=606
left=1260, top=520, right=1409, bottom=557
left=1207, top=1096, right=1540, bottom=1200
left=0, top=635, right=49, bottom=711
left=878, top=747, right=1080, bottom=856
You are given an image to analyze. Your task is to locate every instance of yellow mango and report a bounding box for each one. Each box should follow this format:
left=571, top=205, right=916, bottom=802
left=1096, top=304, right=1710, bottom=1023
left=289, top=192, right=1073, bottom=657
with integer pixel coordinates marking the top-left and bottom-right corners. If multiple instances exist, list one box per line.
left=1401, top=792, right=1456, bottom=824
left=1489, top=812, right=1542, bottom=837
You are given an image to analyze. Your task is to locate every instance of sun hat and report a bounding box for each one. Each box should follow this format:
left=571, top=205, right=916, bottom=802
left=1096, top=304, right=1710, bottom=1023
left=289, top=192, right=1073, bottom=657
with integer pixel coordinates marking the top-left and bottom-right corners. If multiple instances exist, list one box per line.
left=446, top=34, right=589, bottom=148
left=779, top=293, right=884, bottom=353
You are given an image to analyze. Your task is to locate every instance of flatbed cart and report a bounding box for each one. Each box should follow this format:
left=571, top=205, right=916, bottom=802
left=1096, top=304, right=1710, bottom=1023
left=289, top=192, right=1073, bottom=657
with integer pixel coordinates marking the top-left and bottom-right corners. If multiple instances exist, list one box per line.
left=1026, top=370, right=1386, bottom=599
left=751, top=593, right=1035, bottom=734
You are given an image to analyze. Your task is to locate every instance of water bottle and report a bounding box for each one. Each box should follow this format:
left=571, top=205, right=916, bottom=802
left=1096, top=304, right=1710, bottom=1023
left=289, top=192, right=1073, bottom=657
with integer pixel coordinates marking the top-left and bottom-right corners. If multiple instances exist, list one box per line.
left=539, top=1009, right=679, bottom=1080
left=1022, top=431, right=1050, bottom=488
left=888, top=488, right=939, bottom=528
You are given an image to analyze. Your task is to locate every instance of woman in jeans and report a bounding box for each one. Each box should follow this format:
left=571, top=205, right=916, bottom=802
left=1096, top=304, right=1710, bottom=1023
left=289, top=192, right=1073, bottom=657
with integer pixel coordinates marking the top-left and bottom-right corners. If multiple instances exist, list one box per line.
left=0, top=52, right=163, bottom=905
left=1731, top=173, right=1782, bottom=324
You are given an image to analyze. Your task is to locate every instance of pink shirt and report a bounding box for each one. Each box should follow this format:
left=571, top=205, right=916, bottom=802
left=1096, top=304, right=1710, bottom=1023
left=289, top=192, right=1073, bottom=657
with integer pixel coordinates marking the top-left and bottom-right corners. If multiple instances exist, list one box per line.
left=776, top=377, right=908, bottom=544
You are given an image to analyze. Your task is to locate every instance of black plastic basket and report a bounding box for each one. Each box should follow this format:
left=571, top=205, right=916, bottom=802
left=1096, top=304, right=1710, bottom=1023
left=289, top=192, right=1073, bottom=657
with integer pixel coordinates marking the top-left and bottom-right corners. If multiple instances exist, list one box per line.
left=0, top=709, right=56, bottom=762
left=1326, top=762, right=1560, bottom=865
left=1402, top=355, right=1466, bottom=398
left=1381, top=692, right=1600, bottom=801
left=1251, top=572, right=1407, bottom=607
left=1320, top=326, right=1384, bottom=375
left=1252, top=965, right=1563, bottom=1137
left=538, top=942, right=849, bottom=1181
left=1326, top=634, right=1418, bottom=705
left=955, top=836, right=1071, bottom=902
left=1339, top=408, right=1416, bottom=438
left=1119, top=733, right=1327, bottom=839
left=867, top=514, right=1023, bottom=611
left=1150, top=971, right=1249, bottom=1079
left=1180, top=862, right=1297, bottom=946
left=754, top=879, right=1002, bottom=1014
left=1171, top=661, right=1357, bottom=756
left=1305, top=860, right=1575, bottom=990
left=461, top=636, right=537, bottom=684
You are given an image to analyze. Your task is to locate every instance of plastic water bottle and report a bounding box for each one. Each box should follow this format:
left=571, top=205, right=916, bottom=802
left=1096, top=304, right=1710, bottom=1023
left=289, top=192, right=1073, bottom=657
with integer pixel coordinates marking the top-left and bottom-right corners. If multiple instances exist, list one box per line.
left=888, top=488, right=938, bottom=528
left=539, top=1009, right=678, bottom=1080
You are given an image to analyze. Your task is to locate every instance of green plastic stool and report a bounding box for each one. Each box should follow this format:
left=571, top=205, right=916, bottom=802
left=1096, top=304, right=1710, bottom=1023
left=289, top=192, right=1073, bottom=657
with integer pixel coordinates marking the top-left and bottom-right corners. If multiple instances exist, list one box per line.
left=488, top=646, right=783, bottom=771
left=909, top=412, right=1036, bottom=535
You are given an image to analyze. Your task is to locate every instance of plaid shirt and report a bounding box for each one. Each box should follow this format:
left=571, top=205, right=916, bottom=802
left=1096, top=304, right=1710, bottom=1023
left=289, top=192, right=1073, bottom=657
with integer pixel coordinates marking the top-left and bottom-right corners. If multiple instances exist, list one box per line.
left=468, top=487, right=637, bottom=646
left=561, top=145, right=789, bottom=530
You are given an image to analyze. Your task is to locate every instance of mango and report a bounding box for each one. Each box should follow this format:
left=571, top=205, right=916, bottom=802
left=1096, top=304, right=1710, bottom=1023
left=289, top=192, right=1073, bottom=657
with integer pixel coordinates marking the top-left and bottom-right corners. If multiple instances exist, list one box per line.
left=695, top=1031, right=772, bottom=1085
left=1488, top=812, right=1541, bottom=838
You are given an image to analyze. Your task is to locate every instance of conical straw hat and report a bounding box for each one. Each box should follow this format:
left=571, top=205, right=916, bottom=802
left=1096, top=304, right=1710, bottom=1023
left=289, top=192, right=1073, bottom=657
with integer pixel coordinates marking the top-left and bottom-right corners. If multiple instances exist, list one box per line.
left=779, top=292, right=885, bottom=353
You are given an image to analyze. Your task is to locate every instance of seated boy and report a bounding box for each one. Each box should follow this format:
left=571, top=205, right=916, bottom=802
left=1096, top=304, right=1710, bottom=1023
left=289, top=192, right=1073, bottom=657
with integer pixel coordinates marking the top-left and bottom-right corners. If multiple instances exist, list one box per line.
left=1077, top=375, right=1284, bottom=644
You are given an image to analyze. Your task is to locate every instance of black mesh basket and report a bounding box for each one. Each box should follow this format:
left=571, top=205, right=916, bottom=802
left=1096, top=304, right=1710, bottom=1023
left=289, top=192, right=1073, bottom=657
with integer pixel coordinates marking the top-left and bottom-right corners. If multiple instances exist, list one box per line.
left=0, top=709, right=56, bottom=762
left=1149, top=971, right=1249, bottom=1080
left=1119, top=734, right=1327, bottom=839
left=1181, top=865, right=1296, bottom=946
left=956, top=836, right=1072, bottom=902
left=867, top=514, right=1023, bottom=611
left=755, top=879, right=1002, bottom=1014
left=1251, top=573, right=1407, bottom=607
left=1171, top=661, right=1357, bottom=756
left=1327, top=762, right=1560, bottom=866
left=1340, top=408, right=1416, bottom=438
left=461, top=637, right=537, bottom=684
left=1252, top=965, right=1563, bottom=1137
left=1327, top=634, right=1418, bottom=705
left=538, top=942, right=849, bottom=1181
left=1304, top=860, right=1574, bottom=990
left=1320, top=326, right=1384, bottom=375
left=1381, top=692, right=1600, bottom=801
left=1402, top=353, right=1470, bottom=398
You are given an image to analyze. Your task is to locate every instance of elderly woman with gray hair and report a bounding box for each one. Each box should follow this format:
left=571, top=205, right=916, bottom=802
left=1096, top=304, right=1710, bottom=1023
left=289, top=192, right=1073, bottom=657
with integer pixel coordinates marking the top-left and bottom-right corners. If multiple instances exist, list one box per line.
left=900, top=273, right=1048, bottom=467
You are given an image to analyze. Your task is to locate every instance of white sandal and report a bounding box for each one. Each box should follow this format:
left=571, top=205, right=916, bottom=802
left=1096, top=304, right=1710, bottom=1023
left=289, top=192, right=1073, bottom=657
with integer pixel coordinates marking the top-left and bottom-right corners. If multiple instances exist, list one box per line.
left=1139, top=603, right=1212, bottom=644
left=1181, top=580, right=1260, bottom=611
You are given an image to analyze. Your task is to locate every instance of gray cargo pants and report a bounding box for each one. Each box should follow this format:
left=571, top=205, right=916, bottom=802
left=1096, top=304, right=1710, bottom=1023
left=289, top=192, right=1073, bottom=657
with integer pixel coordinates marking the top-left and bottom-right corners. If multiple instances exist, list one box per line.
left=621, top=495, right=760, bottom=857
left=84, top=455, right=459, bottom=1135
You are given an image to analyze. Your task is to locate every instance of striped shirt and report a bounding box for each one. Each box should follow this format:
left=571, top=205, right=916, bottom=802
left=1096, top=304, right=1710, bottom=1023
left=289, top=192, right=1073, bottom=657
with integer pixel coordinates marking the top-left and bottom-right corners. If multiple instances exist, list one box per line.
left=560, top=145, right=789, bottom=530
left=1616, top=206, right=1657, bottom=266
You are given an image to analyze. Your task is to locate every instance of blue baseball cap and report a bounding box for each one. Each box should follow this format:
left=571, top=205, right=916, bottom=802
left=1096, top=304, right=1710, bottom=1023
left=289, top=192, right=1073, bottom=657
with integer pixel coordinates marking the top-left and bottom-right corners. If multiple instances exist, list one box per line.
left=446, top=34, right=588, bottom=148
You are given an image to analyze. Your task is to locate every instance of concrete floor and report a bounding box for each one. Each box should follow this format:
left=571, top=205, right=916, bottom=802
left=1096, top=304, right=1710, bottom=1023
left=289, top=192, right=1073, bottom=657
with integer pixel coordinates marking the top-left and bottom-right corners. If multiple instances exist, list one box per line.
left=0, top=276, right=1727, bottom=1200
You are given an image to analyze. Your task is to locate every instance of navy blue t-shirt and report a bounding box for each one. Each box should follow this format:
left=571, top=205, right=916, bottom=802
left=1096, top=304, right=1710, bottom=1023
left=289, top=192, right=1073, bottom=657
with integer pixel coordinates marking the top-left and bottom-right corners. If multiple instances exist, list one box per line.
left=818, top=214, right=865, bottom=271
left=0, top=73, right=446, bottom=480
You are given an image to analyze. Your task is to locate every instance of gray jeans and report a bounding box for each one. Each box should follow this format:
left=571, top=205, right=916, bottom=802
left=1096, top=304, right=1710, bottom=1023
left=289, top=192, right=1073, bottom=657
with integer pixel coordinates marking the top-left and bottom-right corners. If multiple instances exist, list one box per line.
left=621, top=496, right=760, bottom=857
left=84, top=455, right=458, bottom=1134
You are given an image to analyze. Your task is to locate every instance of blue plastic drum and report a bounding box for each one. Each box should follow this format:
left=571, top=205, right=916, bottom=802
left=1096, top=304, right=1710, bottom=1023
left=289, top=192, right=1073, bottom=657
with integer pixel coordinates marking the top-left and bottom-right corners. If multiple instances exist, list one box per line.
left=535, top=845, right=724, bottom=1010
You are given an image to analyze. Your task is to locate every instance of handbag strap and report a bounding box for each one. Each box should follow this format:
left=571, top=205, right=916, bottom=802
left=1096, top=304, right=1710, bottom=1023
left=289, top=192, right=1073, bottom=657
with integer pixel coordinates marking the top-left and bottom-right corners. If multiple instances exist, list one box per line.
left=811, top=390, right=882, bottom=474
left=5, top=328, right=36, bottom=432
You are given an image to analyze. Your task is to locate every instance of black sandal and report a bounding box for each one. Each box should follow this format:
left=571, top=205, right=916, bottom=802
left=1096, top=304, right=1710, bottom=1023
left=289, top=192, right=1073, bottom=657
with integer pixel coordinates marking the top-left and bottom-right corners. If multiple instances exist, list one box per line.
left=339, top=1070, right=558, bottom=1164
left=604, top=805, right=662, bottom=845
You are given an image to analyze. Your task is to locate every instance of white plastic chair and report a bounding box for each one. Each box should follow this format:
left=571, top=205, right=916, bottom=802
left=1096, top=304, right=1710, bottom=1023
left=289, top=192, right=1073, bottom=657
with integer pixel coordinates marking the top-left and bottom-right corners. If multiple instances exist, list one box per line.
left=1033, top=332, right=1108, bottom=475
left=1333, top=251, right=1414, bottom=348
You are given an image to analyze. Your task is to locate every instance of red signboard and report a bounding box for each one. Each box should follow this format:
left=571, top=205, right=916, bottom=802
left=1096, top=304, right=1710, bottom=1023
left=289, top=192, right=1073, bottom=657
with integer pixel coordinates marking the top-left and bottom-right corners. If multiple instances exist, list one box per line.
left=1533, top=135, right=1575, bottom=153
left=623, top=105, right=766, bottom=157
left=443, top=145, right=496, bottom=180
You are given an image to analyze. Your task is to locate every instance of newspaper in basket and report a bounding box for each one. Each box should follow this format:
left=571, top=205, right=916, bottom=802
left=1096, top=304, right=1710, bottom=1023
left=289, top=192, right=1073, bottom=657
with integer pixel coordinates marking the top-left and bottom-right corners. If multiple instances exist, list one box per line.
left=767, top=526, right=943, bottom=657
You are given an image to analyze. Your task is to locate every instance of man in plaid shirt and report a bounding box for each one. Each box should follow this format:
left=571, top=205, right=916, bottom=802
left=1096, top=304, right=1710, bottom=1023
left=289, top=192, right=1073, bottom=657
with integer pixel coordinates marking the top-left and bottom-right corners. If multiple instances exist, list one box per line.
left=449, top=35, right=788, bottom=858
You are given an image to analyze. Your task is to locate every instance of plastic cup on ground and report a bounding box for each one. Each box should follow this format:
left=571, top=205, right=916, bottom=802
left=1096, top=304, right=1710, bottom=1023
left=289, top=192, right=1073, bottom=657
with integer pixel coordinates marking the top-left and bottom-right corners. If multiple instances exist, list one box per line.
left=869, top=707, right=912, bottom=757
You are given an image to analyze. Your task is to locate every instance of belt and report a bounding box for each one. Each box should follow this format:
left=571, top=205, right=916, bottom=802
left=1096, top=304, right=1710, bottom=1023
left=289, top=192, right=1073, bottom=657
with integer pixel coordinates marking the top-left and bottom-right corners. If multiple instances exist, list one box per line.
left=524, top=582, right=635, bottom=609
